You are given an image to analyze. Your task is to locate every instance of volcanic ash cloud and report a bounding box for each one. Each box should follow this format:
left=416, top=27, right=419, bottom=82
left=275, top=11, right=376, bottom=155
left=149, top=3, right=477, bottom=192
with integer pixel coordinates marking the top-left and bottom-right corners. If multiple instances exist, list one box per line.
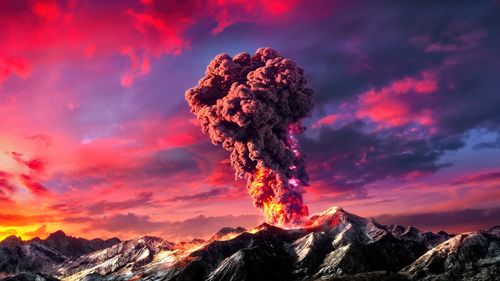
left=185, top=47, right=314, bottom=225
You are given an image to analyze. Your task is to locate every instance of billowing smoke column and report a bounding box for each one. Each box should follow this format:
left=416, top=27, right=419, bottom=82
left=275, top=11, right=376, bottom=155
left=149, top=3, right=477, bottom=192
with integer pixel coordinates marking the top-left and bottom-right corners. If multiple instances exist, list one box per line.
left=185, top=48, right=314, bottom=225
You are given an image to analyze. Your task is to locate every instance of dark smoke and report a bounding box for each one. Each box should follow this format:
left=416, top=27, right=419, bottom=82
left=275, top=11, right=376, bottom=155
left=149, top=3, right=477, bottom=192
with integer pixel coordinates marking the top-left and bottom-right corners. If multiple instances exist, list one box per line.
left=185, top=47, right=314, bottom=224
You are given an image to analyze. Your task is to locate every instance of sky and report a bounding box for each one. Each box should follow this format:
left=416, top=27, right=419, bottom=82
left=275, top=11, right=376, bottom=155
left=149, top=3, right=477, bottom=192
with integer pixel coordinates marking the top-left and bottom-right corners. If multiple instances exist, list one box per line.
left=0, top=0, right=499, bottom=241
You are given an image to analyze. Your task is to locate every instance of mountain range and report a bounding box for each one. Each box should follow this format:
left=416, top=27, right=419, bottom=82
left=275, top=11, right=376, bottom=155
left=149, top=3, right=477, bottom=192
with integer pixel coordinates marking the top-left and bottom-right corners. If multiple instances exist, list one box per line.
left=0, top=206, right=498, bottom=281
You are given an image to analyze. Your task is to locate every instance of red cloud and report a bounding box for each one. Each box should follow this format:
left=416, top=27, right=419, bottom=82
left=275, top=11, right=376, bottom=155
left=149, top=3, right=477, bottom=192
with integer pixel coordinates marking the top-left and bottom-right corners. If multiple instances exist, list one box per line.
left=25, top=159, right=45, bottom=173
left=448, top=170, right=500, bottom=187
left=32, top=0, right=61, bottom=21
left=313, top=114, right=341, bottom=128
left=0, top=0, right=305, bottom=87
left=0, top=54, right=31, bottom=83
left=0, top=212, right=55, bottom=227
left=209, top=0, right=300, bottom=33
left=356, top=72, right=438, bottom=127
left=19, top=174, right=49, bottom=197
left=121, top=7, right=192, bottom=86
left=11, top=152, right=46, bottom=173
left=156, top=115, right=202, bottom=149
left=1, top=150, right=49, bottom=198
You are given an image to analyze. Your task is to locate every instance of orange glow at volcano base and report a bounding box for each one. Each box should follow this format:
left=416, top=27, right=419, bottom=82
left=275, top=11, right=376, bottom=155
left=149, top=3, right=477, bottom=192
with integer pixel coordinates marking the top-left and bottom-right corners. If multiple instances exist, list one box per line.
left=248, top=167, right=308, bottom=226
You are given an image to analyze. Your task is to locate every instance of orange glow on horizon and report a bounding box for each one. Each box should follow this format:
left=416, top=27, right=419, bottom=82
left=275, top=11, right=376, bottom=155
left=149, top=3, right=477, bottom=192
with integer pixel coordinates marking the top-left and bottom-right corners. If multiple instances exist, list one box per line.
left=0, top=225, right=52, bottom=241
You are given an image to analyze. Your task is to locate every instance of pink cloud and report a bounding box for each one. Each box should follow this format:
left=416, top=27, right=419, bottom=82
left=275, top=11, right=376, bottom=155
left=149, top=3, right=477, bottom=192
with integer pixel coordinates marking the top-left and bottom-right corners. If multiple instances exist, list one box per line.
left=19, top=174, right=49, bottom=197
left=0, top=54, right=31, bottom=83
left=448, top=170, right=500, bottom=187
left=356, top=72, right=438, bottom=127
left=10, top=152, right=46, bottom=173
left=0, top=0, right=307, bottom=88
left=312, top=114, right=341, bottom=128
left=210, top=0, right=301, bottom=34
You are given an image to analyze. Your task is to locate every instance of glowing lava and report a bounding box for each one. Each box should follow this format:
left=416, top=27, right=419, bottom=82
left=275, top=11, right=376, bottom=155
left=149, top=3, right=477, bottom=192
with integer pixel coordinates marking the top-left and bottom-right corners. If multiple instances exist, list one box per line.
left=248, top=167, right=308, bottom=226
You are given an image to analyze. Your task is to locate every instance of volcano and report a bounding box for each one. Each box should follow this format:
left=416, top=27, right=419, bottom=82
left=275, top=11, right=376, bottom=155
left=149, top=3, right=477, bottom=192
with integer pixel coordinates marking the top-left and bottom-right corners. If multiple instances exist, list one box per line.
left=0, top=207, right=498, bottom=281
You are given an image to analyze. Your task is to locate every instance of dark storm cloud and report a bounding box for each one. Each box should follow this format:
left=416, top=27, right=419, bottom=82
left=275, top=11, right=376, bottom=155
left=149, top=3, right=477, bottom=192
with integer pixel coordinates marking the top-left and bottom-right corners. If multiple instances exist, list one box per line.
left=245, top=0, right=500, bottom=137
left=273, top=1, right=500, bottom=194
left=376, top=207, right=500, bottom=232
left=279, top=1, right=497, bottom=105
left=299, top=120, right=464, bottom=190
left=474, top=135, right=500, bottom=150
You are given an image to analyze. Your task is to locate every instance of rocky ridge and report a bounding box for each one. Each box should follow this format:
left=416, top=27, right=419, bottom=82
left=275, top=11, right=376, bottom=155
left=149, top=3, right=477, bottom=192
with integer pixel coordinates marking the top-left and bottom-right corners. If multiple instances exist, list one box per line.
left=0, top=207, right=498, bottom=281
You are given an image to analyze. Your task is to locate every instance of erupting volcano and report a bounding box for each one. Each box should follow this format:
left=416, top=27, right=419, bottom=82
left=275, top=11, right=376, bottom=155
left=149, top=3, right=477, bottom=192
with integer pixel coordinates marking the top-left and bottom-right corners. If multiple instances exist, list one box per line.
left=185, top=48, right=314, bottom=225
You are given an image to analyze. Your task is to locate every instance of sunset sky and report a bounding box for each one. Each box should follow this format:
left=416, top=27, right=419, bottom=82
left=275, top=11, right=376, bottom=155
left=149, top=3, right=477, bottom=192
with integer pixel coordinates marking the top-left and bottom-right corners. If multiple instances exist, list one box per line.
left=1, top=0, right=499, bottom=242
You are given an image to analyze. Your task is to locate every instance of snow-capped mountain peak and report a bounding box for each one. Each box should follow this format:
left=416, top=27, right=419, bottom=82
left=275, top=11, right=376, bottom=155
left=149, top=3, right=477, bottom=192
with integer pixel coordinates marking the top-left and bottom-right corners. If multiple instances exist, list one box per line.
left=1, top=207, right=498, bottom=281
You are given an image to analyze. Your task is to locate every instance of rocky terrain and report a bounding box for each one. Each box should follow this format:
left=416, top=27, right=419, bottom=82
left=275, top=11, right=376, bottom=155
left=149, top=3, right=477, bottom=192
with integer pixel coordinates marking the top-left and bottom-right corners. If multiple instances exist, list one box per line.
left=0, top=207, right=498, bottom=281
left=0, top=231, right=119, bottom=277
left=404, top=230, right=500, bottom=280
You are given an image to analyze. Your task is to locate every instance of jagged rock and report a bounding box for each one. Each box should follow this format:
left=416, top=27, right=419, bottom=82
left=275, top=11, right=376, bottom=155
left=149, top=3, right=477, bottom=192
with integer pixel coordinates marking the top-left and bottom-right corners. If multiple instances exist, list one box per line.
left=80, top=273, right=106, bottom=281
left=56, top=236, right=174, bottom=279
left=313, top=270, right=411, bottom=281
left=387, top=225, right=453, bottom=249
left=123, top=207, right=438, bottom=281
left=0, top=272, right=59, bottom=281
left=487, top=225, right=500, bottom=238
left=403, top=231, right=500, bottom=281
left=36, top=231, right=120, bottom=258
left=209, top=227, right=247, bottom=241
left=0, top=237, right=23, bottom=248
left=0, top=241, right=67, bottom=275
left=0, top=231, right=120, bottom=278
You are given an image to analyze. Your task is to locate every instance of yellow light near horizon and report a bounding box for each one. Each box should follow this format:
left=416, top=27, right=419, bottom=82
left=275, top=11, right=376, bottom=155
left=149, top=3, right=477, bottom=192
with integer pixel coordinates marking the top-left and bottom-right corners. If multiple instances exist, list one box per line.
left=0, top=225, right=51, bottom=241
left=0, top=226, right=29, bottom=241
